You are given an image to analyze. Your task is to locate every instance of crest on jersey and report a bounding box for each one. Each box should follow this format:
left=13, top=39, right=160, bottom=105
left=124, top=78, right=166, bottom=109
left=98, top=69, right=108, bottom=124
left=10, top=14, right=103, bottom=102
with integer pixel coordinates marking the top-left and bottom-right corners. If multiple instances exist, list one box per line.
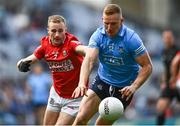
left=63, top=50, right=67, bottom=56
left=119, top=46, right=124, bottom=53
left=108, top=44, right=114, bottom=51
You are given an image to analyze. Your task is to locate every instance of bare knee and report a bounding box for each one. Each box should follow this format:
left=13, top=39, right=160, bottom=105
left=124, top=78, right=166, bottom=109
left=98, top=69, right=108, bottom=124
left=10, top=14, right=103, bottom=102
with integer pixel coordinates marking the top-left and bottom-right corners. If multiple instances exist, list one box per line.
left=43, top=110, right=59, bottom=125
left=156, top=98, right=170, bottom=112
left=74, top=113, right=89, bottom=125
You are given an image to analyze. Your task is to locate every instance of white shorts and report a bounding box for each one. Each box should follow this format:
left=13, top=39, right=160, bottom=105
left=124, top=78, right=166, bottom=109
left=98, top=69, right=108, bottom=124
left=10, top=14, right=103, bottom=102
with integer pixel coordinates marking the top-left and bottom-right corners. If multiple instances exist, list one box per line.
left=46, top=86, right=82, bottom=117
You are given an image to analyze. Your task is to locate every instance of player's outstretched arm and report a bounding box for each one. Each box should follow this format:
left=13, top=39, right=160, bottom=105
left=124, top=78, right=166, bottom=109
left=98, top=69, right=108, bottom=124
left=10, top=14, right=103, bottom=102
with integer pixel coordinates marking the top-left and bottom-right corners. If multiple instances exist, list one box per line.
left=17, top=54, right=38, bottom=72
left=120, top=52, right=153, bottom=101
left=72, top=48, right=99, bottom=98
left=132, top=51, right=153, bottom=89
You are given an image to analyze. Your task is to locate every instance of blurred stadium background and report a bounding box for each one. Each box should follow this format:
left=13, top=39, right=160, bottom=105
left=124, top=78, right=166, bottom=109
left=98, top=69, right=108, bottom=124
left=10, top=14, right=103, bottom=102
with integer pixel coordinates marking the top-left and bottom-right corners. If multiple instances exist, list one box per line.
left=0, top=0, right=180, bottom=125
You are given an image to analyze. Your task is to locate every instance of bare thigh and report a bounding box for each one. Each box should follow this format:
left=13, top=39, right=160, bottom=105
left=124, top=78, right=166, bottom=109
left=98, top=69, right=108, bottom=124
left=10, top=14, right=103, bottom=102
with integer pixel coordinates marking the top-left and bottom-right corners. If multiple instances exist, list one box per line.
left=43, top=109, right=59, bottom=125
left=55, top=112, right=75, bottom=125
left=73, top=89, right=101, bottom=125
left=34, top=105, right=46, bottom=125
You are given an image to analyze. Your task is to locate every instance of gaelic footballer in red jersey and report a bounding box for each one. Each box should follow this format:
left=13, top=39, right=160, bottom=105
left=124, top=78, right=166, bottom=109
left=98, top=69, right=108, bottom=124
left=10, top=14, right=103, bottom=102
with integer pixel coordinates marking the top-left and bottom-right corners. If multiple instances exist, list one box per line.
left=34, top=33, right=84, bottom=98
left=17, top=15, right=87, bottom=125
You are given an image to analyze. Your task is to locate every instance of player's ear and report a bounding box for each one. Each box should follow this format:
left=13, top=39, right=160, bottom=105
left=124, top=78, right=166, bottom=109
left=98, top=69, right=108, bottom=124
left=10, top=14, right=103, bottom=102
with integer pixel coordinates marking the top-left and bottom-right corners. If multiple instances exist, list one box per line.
left=47, top=28, right=50, bottom=35
left=65, top=26, right=67, bottom=32
left=121, top=16, right=124, bottom=22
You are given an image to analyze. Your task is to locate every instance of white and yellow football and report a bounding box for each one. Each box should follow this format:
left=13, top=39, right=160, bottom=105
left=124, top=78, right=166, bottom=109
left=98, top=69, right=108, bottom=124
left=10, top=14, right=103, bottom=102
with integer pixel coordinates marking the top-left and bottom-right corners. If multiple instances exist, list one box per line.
left=98, top=97, right=124, bottom=121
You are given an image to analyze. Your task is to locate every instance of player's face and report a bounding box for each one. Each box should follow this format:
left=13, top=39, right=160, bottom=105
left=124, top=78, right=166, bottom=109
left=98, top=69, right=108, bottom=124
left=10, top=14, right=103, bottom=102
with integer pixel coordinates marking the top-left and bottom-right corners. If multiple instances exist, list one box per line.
left=102, top=13, right=123, bottom=37
left=48, top=22, right=66, bottom=46
left=162, top=31, right=174, bottom=48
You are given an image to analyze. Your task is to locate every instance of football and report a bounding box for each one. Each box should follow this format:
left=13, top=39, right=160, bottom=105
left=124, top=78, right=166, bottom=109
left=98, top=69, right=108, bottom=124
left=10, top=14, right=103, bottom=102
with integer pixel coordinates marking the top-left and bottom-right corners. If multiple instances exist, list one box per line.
left=98, top=97, right=124, bottom=121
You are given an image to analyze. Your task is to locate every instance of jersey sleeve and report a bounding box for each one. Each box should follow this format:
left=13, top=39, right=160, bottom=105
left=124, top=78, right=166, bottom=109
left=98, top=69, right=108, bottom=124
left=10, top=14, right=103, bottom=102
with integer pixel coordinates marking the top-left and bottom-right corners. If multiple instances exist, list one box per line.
left=88, top=29, right=100, bottom=48
left=33, top=45, right=45, bottom=59
left=69, top=35, right=82, bottom=51
left=127, top=33, right=146, bottom=58
left=177, top=51, right=180, bottom=56
left=70, top=40, right=82, bottom=51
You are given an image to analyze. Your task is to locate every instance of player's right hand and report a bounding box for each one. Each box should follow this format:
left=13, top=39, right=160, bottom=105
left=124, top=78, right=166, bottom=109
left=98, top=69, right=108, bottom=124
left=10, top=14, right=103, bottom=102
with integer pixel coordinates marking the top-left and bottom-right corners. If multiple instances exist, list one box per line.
left=120, top=85, right=136, bottom=101
left=17, top=60, right=32, bottom=72
left=72, top=86, right=88, bottom=98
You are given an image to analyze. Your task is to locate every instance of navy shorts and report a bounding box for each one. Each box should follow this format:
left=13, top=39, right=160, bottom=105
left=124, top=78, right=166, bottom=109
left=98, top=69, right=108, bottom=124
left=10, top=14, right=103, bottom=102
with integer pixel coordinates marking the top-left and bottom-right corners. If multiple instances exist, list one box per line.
left=90, top=75, right=133, bottom=109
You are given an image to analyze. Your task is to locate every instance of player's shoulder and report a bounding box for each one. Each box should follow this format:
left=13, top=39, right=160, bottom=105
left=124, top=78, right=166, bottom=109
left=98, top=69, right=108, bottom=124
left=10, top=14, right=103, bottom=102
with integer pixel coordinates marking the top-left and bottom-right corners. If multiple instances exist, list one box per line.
left=65, top=32, right=78, bottom=41
left=65, top=32, right=81, bottom=47
left=97, top=27, right=103, bottom=31
left=123, top=25, right=141, bottom=44
left=123, top=25, right=136, bottom=39
left=96, top=27, right=104, bottom=34
left=40, top=36, right=49, bottom=46
left=90, top=27, right=104, bottom=41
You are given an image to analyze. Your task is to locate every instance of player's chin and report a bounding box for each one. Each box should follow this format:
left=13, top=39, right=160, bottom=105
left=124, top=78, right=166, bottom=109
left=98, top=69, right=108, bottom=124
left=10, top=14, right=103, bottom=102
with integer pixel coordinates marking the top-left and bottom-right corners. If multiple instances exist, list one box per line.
left=107, top=32, right=116, bottom=37
left=52, top=40, right=63, bottom=46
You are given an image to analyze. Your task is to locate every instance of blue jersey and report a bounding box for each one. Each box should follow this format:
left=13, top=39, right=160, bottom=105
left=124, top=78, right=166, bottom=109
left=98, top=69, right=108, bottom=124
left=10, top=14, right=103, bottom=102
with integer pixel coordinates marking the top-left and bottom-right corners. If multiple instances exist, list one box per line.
left=27, top=73, right=52, bottom=104
left=88, top=24, right=146, bottom=87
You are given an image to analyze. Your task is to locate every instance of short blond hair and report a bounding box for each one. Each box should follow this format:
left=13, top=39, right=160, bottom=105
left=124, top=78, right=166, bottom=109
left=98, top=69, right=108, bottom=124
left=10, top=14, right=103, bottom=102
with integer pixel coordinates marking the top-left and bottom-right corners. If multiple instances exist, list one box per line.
left=103, top=4, right=122, bottom=16
left=48, top=15, right=66, bottom=26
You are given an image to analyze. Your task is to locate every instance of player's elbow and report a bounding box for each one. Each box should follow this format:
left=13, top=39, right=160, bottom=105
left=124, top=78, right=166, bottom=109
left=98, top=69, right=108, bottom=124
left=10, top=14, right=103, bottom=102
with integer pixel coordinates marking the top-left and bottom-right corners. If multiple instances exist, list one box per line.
left=80, top=46, right=88, bottom=56
left=146, top=63, right=153, bottom=76
left=75, top=45, right=87, bottom=57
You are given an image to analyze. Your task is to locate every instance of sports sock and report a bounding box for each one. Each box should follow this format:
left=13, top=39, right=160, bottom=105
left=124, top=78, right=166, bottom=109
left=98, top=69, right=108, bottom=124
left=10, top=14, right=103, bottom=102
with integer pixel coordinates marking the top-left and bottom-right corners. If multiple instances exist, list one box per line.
left=156, top=112, right=165, bottom=125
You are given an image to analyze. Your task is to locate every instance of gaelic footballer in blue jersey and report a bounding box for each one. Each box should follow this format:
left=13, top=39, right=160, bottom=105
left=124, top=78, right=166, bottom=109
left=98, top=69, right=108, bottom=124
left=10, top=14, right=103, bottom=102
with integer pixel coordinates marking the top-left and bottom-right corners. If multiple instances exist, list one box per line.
left=72, top=4, right=152, bottom=125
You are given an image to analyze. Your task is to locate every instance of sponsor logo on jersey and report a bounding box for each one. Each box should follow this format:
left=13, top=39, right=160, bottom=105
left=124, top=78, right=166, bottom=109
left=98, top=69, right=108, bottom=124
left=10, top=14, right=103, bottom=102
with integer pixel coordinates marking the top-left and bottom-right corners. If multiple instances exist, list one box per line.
left=47, top=59, right=74, bottom=72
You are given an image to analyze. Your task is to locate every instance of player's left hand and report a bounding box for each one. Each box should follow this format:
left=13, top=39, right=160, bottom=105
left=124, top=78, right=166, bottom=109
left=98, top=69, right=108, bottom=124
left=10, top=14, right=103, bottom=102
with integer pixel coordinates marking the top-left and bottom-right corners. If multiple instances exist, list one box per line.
left=119, top=85, right=136, bottom=101
left=17, top=60, right=32, bottom=72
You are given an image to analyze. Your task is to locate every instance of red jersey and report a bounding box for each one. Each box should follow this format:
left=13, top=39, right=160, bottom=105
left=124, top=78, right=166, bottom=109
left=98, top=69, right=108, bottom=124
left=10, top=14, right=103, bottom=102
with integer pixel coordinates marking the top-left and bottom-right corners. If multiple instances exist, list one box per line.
left=34, top=32, right=83, bottom=98
left=177, top=51, right=180, bottom=56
